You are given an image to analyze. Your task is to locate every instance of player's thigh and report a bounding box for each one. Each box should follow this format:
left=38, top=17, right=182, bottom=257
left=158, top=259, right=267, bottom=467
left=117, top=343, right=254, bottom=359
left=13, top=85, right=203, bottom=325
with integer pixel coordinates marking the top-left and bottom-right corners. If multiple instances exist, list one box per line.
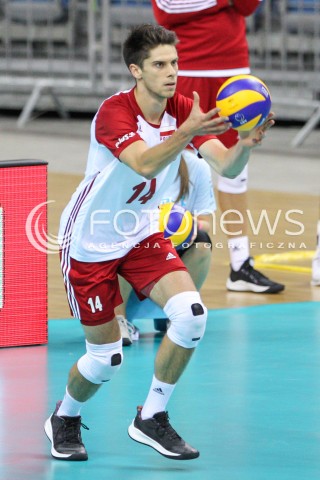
left=82, top=317, right=120, bottom=345
left=149, top=270, right=196, bottom=309
left=65, top=256, right=122, bottom=332
left=119, top=233, right=188, bottom=300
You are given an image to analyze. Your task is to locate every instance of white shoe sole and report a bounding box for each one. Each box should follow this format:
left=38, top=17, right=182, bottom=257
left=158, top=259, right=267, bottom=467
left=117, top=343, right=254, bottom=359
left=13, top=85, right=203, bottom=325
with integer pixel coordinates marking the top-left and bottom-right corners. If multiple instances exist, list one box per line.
left=128, top=421, right=181, bottom=458
left=131, top=330, right=139, bottom=341
left=44, top=416, right=73, bottom=459
left=226, top=279, right=270, bottom=293
left=44, top=415, right=88, bottom=460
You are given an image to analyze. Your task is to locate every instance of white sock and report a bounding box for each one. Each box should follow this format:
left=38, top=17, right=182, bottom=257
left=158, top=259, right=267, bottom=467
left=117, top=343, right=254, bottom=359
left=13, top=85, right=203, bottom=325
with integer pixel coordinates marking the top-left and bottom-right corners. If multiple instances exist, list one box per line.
left=228, top=235, right=250, bottom=271
left=57, top=387, right=85, bottom=417
left=141, top=375, right=176, bottom=420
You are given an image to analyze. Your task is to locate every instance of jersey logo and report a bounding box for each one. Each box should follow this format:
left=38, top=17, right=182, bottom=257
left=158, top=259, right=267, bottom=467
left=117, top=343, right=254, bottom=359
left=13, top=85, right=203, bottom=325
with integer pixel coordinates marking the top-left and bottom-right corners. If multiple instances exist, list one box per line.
left=166, top=252, right=176, bottom=260
left=115, top=132, right=135, bottom=148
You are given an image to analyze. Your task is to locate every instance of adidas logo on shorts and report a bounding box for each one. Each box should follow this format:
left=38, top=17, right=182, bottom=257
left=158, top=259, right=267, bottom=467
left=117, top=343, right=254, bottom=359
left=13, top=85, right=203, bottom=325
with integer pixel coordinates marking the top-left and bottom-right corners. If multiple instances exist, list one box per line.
left=166, top=252, right=176, bottom=260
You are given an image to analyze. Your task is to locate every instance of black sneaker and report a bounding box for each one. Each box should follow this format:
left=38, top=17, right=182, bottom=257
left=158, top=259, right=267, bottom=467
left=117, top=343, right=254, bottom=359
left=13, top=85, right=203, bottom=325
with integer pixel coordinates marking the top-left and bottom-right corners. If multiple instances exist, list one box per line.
left=226, top=257, right=285, bottom=294
left=153, top=318, right=170, bottom=333
left=128, top=406, right=199, bottom=460
left=44, top=401, right=89, bottom=461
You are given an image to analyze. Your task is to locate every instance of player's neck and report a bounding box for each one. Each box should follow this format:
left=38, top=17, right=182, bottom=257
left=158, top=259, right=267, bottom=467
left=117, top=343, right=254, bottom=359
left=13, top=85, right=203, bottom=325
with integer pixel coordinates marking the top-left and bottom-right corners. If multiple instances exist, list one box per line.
left=134, top=86, right=167, bottom=125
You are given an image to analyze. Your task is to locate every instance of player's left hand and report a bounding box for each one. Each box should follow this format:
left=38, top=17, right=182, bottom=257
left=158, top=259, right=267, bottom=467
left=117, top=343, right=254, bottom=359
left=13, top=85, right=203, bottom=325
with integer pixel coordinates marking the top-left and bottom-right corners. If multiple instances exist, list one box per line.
left=238, top=112, right=275, bottom=147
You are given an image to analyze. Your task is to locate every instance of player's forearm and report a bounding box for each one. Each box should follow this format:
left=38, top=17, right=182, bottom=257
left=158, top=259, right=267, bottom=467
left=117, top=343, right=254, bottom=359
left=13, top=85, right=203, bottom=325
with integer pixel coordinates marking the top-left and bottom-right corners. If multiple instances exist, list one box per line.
left=138, top=128, right=194, bottom=179
left=200, top=112, right=274, bottom=177
left=200, top=139, right=252, bottom=179
left=219, top=140, right=252, bottom=178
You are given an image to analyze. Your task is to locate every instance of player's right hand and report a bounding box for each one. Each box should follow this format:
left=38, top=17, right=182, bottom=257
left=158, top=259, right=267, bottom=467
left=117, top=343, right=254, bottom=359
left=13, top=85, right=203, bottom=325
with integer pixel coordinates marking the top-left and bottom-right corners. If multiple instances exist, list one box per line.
left=183, top=91, right=231, bottom=137
left=239, top=112, right=275, bottom=147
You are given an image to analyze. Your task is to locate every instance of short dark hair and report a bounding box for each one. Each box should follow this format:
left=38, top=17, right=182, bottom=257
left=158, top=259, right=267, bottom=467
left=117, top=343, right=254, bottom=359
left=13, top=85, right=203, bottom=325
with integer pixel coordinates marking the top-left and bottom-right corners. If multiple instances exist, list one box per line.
left=123, top=24, right=178, bottom=69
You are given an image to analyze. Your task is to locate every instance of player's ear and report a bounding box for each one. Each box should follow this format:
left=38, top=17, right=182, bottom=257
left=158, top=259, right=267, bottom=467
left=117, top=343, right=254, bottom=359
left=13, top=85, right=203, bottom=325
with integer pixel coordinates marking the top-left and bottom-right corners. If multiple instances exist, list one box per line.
left=129, top=63, right=142, bottom=80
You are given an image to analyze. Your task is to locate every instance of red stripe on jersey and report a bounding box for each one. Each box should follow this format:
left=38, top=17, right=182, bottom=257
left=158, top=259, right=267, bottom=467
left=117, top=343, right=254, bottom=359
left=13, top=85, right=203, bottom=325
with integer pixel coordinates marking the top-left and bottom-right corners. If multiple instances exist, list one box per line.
left=160, top=129, right=175, bottom=142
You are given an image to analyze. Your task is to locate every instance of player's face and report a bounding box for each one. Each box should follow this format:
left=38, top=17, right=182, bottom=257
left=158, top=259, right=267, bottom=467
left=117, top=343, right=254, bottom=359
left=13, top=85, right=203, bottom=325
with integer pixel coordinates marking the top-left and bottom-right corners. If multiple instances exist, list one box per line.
left=139, top=45, right=178, bottom=99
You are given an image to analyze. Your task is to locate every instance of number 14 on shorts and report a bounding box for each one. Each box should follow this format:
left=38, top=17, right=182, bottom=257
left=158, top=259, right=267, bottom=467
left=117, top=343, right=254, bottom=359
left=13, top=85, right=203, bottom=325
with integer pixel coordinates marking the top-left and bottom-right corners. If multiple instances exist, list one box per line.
left=87, top=296, right=103, bottom=313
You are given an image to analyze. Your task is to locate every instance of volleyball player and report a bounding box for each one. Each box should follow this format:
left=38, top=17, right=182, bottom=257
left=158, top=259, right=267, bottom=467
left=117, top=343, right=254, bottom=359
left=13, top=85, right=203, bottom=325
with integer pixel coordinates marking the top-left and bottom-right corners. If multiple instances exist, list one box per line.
left=45, top=24, right=274, bottom=462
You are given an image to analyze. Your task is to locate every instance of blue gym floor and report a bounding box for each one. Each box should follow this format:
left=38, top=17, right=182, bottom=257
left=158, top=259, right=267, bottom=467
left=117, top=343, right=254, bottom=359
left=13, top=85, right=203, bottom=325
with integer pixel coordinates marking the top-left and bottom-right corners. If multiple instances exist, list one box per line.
left=1, top=302, right=320, bottom=480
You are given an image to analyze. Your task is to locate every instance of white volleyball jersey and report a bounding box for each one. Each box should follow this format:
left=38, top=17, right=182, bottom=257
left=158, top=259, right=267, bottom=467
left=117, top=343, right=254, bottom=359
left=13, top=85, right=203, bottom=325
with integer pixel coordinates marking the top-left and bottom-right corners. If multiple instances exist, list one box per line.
left=160, top=150, right=216, bottom=215
left=59, top=88, right=216, bottom=262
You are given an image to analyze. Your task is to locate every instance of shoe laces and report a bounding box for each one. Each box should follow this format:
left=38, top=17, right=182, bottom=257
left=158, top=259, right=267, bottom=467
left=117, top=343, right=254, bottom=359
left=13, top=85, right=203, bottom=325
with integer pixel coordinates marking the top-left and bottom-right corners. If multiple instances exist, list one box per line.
left=153, top=411, right=181, bottom=441
left=60, top=417, right=89, bottom=444
left=126, top=320, right=138, bottom=335
left=244, top=258, right=269, bottom=281
left=117, top=315, right=128, bottom=329
left=117, top=315, right=131, bottom=334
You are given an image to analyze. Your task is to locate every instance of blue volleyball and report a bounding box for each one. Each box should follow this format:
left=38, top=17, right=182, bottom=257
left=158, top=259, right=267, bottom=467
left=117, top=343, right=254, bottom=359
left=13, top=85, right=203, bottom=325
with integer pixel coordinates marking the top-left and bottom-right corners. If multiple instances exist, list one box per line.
left=159, top=202, right=194, bottom=249
left=216, top=74, right=271, bottom=131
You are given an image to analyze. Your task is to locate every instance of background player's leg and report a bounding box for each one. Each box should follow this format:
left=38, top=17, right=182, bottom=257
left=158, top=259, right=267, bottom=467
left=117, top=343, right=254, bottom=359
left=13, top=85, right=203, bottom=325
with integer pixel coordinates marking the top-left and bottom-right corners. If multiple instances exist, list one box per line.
left=218, top=189, right=250, bottom=270
left=180, top=242, right=212, bottom=290
left=218, top=184, right=285, bottom=294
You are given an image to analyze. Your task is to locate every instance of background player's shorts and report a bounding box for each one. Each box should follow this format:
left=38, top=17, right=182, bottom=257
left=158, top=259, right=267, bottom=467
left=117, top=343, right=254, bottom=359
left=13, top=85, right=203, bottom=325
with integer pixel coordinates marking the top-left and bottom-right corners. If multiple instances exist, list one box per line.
left=178, top=75, right=249, bottom=192
left=177, top=75, right=239, bottom=148
left=63, top=233, right=187, bottom=326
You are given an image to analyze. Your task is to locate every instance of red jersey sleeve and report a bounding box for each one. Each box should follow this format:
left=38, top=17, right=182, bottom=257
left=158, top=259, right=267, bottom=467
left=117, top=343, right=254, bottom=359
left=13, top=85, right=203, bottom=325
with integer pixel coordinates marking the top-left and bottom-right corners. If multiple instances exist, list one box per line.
left=95, top=93, right=142, bottom=158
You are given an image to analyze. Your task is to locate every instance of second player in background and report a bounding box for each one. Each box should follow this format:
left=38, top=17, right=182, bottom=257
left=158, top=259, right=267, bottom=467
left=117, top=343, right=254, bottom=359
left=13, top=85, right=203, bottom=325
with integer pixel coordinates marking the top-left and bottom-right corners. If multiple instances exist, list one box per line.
left=151, top=0, right=285, bottom=294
